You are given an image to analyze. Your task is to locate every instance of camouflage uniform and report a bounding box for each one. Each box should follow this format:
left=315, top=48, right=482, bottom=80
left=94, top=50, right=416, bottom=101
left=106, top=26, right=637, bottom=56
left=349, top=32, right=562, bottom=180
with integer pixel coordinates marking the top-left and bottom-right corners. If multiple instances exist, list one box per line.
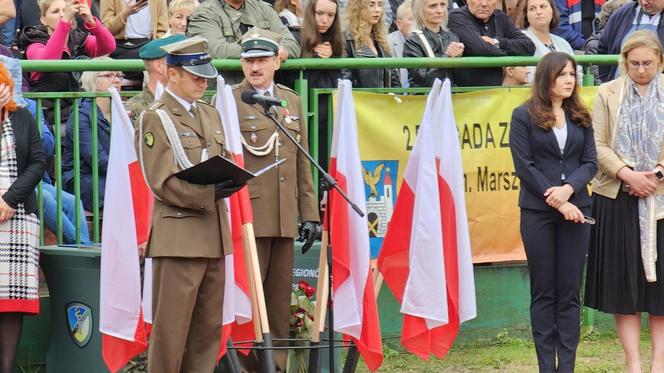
left=125, top=86, right=155, bottom=127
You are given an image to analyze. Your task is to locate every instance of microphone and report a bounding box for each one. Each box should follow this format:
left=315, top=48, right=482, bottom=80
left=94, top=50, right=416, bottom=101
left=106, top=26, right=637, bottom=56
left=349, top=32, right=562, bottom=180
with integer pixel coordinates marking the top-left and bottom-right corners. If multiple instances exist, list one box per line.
left=241, top=90, right=287, bottom=108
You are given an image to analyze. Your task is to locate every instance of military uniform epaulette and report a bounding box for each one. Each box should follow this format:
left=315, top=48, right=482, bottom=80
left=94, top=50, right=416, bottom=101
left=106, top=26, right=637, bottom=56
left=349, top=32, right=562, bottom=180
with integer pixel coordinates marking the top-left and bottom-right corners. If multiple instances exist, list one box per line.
left=276, top=83, right=297, bottom=95
left=148, top=100, right=165, bottom=111
left=196, top=98, right=213, bottom=107
left=232, top=84, right=241, bottom=91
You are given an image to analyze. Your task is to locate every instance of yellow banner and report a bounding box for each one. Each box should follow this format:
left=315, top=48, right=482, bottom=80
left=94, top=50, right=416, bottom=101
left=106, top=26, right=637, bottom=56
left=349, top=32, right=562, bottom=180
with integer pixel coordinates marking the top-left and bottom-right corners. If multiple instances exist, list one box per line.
left=342, top=87, right=598, bottom=263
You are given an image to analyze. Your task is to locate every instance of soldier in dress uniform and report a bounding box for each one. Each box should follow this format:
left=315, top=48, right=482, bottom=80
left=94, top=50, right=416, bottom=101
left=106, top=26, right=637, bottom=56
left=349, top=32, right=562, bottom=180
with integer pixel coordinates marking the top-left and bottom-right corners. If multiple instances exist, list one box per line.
left=232, top=28, right=321, bottom=373
left=136, top=36, right=242, bottom=373
left=125, top=34, right=186, bottom=126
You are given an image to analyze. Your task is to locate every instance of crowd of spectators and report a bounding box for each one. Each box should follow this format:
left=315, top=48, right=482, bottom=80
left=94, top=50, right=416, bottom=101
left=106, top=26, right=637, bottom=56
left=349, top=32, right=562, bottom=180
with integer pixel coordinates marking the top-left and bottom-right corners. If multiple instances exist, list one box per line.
left=0, top=0, right=655, bottom=244
left=0, top=0, right=658, bottom=87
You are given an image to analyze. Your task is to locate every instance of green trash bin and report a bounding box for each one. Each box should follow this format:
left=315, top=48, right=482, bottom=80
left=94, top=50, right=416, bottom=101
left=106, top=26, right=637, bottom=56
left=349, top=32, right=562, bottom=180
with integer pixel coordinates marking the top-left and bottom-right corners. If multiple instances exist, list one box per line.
left=38, top=242, right=337, bottom=373
left=40, top=246, right=106, bottom=373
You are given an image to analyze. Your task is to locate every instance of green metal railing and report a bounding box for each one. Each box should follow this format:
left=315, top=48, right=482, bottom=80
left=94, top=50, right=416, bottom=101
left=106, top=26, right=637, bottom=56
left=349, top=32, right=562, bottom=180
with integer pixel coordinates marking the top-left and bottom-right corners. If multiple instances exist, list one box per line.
left=20, top=55, right=619, bottom=72
left=20, top=55, right=618, bottom=247
left=25, top=91, right=138, bottom=246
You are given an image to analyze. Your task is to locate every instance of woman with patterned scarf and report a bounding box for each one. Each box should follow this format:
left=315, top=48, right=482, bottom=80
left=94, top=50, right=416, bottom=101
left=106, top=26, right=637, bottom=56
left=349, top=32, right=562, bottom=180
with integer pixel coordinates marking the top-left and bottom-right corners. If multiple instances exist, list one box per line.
left=0, top=64, right=46, bottom=373
left=585, top=30, right=664, bottom=373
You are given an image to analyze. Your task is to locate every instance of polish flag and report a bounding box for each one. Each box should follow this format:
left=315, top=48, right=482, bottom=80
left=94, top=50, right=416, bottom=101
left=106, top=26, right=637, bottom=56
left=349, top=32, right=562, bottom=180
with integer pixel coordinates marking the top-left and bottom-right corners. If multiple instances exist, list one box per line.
left=100, top=88, right=152, bottom=372
left=215, top=76, right=254, bottom=357
left=328, top=79, right=382, bottom=371
left=377, top=79, right=476, bottom=359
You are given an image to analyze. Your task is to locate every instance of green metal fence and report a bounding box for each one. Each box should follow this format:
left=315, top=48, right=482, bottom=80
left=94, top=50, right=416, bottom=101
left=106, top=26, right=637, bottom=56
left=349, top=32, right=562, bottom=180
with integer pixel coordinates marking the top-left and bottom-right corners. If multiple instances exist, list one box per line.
left=20, top=55, right=619, bottom=246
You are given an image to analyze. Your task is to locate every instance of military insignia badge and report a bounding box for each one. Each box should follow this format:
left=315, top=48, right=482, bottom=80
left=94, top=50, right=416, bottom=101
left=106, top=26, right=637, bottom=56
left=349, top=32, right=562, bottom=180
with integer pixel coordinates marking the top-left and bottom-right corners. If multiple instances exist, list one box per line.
left=283, top=109, right=292, bottom=124
left=296, top=133, right=301, bottom=143
left=250, top=132, right=258, bottom=144
left=66, top=302, right=93, bottom=348
left=144, top=132, right=155, bottom=148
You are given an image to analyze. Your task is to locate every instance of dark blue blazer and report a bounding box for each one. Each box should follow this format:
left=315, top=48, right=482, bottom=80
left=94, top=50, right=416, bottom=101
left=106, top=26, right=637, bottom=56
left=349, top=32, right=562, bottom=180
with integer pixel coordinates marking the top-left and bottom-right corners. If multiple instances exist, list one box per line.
left=509, top=103, right=597, bottom=211
left=62, top=98, right=110, bottom=210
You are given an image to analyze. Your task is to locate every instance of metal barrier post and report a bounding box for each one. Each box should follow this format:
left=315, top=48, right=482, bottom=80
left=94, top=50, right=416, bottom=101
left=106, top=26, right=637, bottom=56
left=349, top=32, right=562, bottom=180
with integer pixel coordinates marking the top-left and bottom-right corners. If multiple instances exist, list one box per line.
left=54, top=99, right=63, bottom=244
left=91, top=98, right=100, bottom=242
left=72, top=99, right=81, bottom=244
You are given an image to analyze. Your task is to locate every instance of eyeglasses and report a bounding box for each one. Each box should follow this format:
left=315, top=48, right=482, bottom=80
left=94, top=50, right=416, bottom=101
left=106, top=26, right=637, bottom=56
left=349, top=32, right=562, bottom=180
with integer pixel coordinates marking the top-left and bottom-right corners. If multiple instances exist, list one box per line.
left=98, top=73, right=125, bottom=80
left=628, top=60, right=656, bottom=70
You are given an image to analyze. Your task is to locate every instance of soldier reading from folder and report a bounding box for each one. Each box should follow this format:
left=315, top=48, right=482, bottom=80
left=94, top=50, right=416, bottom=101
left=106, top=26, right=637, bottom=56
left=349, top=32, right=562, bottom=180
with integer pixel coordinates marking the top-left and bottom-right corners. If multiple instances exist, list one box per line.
left=136, top=36, right=243, bottom=373
left=233, top=28, right=320, bottom=373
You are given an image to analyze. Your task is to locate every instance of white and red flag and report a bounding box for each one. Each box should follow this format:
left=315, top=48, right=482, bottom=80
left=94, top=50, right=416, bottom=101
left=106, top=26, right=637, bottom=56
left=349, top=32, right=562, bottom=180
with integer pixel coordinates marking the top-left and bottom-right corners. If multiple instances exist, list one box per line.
left=377, top=79, right=476, bottom=359
left=100, top=88, right=152, bottom=372
left=214, top=76, right=255, bottom=357
left=328, top=79, right=383, bottom=371
left=141, top=85, right=165, bottom=331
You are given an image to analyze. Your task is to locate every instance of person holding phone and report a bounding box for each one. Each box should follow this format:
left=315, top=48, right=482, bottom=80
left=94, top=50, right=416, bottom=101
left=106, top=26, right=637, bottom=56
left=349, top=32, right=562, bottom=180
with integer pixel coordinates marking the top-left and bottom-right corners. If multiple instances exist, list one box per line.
left=585, top=30, right=664, bottom=373
left=509, top=52, right=597, bottom=373
left=17, top=0, right=115, bottom=130
left=101, top=0, right=168, bottom=87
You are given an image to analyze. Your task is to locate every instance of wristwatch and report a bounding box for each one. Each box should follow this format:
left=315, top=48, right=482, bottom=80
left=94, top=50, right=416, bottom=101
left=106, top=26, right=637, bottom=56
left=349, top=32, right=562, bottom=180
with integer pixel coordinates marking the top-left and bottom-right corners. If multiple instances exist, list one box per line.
left=655, top=168, right=664, bottom=181
left=492, top=38, right=500, bottom=48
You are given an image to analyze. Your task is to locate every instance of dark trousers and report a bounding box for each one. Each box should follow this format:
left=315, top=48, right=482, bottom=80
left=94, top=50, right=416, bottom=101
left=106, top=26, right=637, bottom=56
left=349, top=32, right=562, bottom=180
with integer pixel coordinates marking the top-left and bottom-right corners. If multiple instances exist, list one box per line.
left=520, top=208, right=590, bottom=373
left=239, top=237, right=294, bottom=373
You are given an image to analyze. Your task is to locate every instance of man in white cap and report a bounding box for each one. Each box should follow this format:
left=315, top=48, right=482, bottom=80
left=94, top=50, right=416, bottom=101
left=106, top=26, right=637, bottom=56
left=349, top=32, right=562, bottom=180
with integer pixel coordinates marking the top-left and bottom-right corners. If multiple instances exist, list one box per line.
left=136, top=36, right=242, bottom=373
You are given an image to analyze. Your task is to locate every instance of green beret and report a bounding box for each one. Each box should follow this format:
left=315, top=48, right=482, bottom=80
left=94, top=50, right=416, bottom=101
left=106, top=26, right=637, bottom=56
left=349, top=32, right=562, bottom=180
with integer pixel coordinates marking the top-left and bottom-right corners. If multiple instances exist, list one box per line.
left=139, top=34, right=188, bottom=60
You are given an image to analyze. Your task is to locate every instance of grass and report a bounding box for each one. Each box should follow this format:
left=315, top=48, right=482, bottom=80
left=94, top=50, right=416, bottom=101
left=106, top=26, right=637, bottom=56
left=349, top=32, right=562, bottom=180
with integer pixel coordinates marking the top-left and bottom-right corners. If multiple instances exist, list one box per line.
left=19, top=329, right=654, bottom=372
left=349, top=328, right=655, bottom=372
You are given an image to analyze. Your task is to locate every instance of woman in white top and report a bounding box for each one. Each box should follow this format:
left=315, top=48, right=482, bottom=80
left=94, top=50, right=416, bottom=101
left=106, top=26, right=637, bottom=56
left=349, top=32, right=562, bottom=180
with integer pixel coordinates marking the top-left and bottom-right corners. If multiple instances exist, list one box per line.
left=520, top=0, right=582, bottom=83
left=275, top=0, right=303, bottom=31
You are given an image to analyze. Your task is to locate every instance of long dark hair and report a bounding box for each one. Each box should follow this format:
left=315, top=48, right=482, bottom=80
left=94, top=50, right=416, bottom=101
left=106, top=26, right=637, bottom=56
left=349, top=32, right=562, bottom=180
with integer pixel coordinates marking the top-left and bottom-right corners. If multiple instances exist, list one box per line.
left=301, top=0, right=345, bottom=57
left=528, top=52, right=591, bottom=130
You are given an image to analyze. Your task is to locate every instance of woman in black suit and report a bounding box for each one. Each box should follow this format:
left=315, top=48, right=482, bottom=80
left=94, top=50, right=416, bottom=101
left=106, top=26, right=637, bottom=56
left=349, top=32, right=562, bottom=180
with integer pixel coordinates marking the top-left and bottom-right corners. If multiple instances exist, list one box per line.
left=509, top=51, right=597, bottom=373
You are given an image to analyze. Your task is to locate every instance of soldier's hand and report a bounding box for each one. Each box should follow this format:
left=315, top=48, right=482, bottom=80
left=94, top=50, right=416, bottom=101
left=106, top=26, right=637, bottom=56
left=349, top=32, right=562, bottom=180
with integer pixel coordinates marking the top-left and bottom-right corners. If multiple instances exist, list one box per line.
left=297, top=221, right=320, bottom=254
left=214, top=180, right=245, bottom=200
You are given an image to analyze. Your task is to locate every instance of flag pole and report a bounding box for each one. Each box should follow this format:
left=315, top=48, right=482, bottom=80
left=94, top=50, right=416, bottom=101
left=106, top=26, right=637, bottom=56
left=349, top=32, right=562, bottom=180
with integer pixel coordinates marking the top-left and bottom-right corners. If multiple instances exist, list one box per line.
left=241, top=223, right=275, bottom=373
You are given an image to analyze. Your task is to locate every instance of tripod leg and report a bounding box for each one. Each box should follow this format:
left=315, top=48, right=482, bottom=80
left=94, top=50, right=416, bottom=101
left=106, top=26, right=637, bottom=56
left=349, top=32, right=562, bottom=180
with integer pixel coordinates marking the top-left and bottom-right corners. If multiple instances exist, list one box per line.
left=342, top=342, right=360, bottom=373
left=307, top=340, right=321, bottom=373
left=220, top=340, right=242, bottom=373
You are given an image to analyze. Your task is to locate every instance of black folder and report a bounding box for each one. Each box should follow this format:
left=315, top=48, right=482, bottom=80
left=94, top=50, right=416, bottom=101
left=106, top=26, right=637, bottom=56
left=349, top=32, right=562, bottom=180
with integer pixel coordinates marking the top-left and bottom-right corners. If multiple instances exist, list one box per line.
left=175, top=155, right=283, bottom=185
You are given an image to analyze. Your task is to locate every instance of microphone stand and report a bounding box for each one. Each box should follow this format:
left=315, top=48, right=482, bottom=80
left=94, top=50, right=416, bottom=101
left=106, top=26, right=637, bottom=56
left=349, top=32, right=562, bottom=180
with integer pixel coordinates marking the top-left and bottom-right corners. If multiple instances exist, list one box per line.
left=257, top=101, right=364, bottom=373
left=258, top=104, right=364, bottom=218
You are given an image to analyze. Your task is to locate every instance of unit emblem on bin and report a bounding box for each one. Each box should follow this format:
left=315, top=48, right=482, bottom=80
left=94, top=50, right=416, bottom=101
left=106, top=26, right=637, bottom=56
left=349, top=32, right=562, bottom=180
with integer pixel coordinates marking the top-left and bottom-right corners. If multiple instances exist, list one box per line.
left=66, top=302, right=93, bottom=348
